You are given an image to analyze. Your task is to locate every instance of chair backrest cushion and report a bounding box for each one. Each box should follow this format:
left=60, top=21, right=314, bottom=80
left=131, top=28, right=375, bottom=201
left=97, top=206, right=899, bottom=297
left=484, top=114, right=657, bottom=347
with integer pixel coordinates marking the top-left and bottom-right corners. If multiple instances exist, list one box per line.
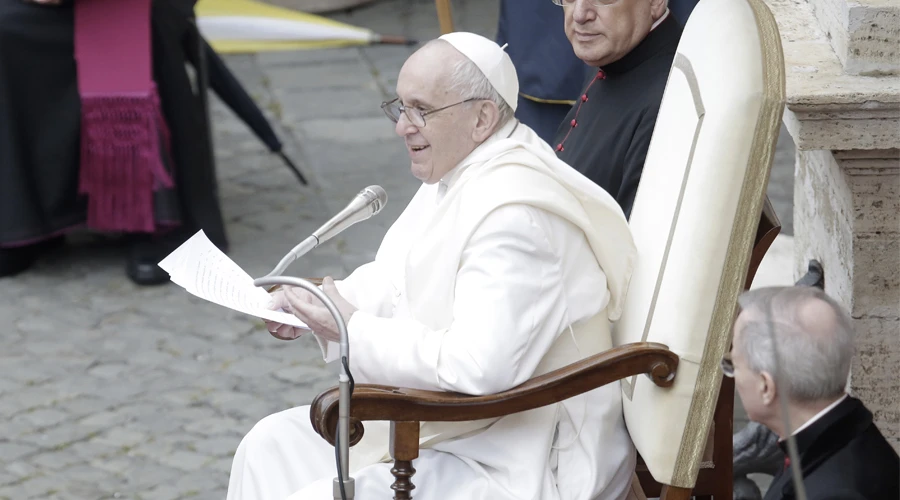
left=611, top=0, right=785, bottom=487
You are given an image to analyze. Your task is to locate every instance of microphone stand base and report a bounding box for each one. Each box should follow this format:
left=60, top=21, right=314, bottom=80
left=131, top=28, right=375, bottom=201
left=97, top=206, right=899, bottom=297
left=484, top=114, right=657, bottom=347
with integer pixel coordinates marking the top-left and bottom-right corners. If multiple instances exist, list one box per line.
left=333, top=477, right=355, bottom=500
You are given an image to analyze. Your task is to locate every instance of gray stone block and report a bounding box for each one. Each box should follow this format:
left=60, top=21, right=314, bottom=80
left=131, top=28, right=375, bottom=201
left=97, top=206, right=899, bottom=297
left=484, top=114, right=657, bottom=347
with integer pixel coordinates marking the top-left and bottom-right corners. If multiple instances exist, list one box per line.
left=155, top=450, right=212, bottom=473
left=192, top=436, right=240, bottom=458
left=17, top=424, right=102, bottom=451
left=276, top=86, right=384, bottom=122
left=265, top=60, right=374, bottom=92
left=0, top=441, right=37, bottom=462
left=184, top=418, right=244, bottom=439
left=257, top=47, right=363, bottom=68
left=0, top=472, right=14, bottom=487
left=0, top=485, right=25, bottom=500
left=29, top=450, right=83, bottom=472
left=4, top=460, right=39, bottom=479
left=94, top=428, right=149, bottom=450
left=20, top=474, right=65, bottom=499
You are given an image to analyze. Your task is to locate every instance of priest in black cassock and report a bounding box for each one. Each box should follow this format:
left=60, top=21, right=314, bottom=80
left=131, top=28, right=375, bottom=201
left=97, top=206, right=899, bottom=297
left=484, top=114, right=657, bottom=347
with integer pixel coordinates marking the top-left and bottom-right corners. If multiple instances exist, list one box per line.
left=729, top=286, right=899, bottom=500
left=551, top=0, right=681, bottom=219
left=0, top=0, right=227, bottom=284
left=495, top=0, right=588, bottom=143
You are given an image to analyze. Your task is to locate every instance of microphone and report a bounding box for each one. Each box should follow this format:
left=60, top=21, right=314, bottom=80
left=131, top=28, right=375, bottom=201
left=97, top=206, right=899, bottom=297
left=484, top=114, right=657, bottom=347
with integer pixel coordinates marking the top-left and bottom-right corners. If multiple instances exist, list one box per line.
left=258, top=185, right=388, bottom=279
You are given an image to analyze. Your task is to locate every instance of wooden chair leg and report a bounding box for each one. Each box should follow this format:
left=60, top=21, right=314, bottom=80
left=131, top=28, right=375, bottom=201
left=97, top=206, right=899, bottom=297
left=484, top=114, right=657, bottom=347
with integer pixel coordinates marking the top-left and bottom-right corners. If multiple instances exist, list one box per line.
left=435, top=0, right=455, bottom=34
left=660, top=485, right=693, bottom=500
left=389, top=421, right=420, bottom=500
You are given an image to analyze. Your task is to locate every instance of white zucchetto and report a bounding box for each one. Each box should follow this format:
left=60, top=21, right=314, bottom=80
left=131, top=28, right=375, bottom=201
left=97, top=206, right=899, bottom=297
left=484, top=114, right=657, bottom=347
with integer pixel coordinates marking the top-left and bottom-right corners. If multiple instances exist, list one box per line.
left=439, top=32, right=519, bottom=112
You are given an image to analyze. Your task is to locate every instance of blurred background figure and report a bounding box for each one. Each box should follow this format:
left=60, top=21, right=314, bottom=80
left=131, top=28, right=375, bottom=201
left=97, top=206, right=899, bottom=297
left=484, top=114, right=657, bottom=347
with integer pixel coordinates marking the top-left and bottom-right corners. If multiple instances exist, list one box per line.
left=669, top=0, right=700, bottom=25
left=0, top=0, right=227, bottom=285
left=495, top=0, right=588, bottom=143
left=726, top=286, right=899, bottom=500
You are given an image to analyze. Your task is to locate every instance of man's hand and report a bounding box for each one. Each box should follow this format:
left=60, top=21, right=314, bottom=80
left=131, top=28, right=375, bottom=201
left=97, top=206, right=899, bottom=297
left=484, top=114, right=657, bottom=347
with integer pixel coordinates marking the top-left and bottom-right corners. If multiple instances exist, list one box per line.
left=264, top=277, right=357, bottom=344
left=264, top=290, right=304, bottom=341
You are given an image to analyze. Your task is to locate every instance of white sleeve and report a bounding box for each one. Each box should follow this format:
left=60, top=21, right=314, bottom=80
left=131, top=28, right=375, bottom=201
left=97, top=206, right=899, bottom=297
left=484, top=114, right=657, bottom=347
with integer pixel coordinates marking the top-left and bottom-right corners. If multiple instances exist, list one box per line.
left=334, top=261, right=395, bottom=318
left=343, top=204, right=569, bottom=395
left=314, top=260, right=397, bottom=363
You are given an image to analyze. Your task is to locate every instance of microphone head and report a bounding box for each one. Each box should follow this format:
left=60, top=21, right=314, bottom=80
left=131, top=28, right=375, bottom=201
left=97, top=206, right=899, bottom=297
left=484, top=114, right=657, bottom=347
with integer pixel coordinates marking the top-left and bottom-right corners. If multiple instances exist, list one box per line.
left=312, top=185, right=389, bottom=244
left=360, top=185, right=388, bottom=215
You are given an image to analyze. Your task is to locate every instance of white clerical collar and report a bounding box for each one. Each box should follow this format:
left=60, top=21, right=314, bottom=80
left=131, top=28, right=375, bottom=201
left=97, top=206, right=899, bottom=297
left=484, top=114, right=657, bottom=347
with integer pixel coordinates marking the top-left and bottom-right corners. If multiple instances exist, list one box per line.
left=789, top=393, right=848, bottom=437
left=437, top=119, right=520, bottom=203
left=651, top=8, right=670, bottom=31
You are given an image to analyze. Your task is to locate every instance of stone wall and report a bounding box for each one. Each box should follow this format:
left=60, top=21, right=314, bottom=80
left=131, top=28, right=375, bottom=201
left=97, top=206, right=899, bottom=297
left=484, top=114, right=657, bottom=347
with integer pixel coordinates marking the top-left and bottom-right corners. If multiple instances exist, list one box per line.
left=765, top=0, right=900, bottom=451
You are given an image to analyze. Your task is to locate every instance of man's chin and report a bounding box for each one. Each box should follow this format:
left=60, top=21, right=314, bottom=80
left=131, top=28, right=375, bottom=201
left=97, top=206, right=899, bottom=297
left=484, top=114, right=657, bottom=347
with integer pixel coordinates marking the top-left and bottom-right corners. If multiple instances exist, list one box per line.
left=573, top=45, right=611, bottom=67
left=410, top=163, right=434, bottom=183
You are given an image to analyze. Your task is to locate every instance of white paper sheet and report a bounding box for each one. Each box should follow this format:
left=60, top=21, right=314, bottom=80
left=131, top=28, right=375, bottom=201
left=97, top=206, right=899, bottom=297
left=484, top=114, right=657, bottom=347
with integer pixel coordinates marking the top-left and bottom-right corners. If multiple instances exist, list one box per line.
left=158, top=230, right=309, bottom=329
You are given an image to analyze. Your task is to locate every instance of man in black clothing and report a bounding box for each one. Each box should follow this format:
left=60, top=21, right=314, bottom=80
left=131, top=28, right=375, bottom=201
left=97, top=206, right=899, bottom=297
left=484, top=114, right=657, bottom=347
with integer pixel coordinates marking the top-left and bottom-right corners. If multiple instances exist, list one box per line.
left=551, top=0, right=680, bottom=219
left=724, top=286, right=899, bottom=500
left=0, top=0, right=227, bottom=284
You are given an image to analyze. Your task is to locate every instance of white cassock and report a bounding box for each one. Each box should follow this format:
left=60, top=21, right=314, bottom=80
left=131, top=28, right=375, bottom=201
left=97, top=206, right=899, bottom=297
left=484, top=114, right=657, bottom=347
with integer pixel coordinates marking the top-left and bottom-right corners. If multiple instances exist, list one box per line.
left=227, top=119, right=639, bottom=500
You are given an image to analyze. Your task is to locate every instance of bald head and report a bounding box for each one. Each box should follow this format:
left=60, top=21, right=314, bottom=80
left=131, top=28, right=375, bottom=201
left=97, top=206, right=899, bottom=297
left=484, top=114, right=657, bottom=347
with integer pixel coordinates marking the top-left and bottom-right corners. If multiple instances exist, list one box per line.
left=733, top=286, right=855, bottom=403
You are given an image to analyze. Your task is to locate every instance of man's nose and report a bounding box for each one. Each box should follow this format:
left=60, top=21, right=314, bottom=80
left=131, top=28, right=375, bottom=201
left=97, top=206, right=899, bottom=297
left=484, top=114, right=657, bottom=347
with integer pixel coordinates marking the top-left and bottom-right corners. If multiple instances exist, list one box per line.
left=394, top=112, right=417, bottom=137
left=571, top=0, right=597, bottom=23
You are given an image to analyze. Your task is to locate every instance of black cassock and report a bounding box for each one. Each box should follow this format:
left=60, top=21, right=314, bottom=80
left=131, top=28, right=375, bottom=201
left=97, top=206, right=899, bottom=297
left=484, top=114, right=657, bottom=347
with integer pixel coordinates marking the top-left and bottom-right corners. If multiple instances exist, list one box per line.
left=552, top=14, right=682, bottom=220
left=763, top=396, right=899, bottom=500
left=0, top=0, right=227, bottom=251
left=495, top=0, right=589, bottom=144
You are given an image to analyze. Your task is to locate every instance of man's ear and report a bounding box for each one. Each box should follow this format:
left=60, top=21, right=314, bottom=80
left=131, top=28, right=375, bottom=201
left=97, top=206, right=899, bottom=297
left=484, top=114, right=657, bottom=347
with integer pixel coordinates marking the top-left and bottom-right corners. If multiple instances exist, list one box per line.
left=472, top=100, right=500, bottom=142
left=760, top=371, right=778, bottom=407
left=650, top=0, right=668, bottom=19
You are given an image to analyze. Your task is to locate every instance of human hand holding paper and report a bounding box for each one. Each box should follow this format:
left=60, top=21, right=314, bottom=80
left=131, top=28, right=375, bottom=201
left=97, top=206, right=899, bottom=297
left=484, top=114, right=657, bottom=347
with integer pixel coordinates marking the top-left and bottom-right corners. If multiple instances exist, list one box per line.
left=158, top=230, right=310, bottom=331
left=268, top=277, right=357, bottom=343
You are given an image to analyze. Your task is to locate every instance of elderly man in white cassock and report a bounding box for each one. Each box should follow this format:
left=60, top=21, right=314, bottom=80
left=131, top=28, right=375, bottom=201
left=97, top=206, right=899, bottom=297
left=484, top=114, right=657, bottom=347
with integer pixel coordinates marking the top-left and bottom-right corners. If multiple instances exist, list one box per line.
left=226, top=32, right=638, bottom=500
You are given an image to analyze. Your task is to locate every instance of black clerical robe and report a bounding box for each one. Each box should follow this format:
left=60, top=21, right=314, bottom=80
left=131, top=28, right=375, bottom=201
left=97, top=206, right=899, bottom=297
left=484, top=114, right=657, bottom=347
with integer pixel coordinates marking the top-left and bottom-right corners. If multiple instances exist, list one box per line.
left=496, top=0, right=589, bottom=142
left=0, top=0, right=227, bottom=249
left=552, top=14, right=682, bottom=219
left=764, top=396, right=899, bottom=500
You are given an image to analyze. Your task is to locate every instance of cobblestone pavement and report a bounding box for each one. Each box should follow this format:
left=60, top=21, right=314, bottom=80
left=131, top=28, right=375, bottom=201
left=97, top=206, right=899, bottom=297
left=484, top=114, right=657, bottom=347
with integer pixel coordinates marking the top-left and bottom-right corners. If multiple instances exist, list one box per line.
left=0, top=1, right=795, bottom=498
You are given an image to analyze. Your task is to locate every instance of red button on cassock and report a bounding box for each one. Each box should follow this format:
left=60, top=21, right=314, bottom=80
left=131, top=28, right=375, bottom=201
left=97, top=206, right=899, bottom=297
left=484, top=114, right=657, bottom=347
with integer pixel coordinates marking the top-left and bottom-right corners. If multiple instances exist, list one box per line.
left=556, top=144, right=564, bottom=152
left=581, top=94, right=588, bottom=102
left=571, top=119, right=577, bottom=127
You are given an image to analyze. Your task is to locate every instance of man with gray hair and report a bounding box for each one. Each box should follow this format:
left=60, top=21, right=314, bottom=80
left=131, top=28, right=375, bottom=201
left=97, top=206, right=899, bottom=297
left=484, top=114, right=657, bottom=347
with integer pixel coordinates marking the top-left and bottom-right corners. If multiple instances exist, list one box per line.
left=225, top=32, right=639, bottom=500
left=725, top=286, right=898, bottom=500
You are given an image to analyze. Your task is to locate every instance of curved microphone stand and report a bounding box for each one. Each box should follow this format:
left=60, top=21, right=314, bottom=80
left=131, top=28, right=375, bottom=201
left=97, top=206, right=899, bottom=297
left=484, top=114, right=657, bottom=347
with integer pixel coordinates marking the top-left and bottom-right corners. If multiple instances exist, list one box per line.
left=253, top=275, right=355, bottom=500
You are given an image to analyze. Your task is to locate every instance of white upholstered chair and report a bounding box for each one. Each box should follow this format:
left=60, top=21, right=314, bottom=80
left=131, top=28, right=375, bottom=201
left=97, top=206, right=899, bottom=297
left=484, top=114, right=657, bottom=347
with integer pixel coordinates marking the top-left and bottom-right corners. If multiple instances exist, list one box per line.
left=615, top=0, right=786, bottom=497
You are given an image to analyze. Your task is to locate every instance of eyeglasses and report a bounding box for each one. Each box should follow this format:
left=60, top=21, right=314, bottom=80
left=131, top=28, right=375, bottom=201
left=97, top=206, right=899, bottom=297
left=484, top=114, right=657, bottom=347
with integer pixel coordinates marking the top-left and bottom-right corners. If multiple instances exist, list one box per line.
left=551, top=0, right=621, bottom=6
left=380, top=97, right=486, bottom=128
left=721, top=353, right=735, bottom=378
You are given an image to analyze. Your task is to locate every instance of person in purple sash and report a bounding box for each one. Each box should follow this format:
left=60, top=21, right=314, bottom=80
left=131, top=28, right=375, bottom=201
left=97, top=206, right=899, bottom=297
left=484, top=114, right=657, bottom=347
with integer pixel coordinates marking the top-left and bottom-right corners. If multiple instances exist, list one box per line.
left=0, top=0, right=227, bottom=284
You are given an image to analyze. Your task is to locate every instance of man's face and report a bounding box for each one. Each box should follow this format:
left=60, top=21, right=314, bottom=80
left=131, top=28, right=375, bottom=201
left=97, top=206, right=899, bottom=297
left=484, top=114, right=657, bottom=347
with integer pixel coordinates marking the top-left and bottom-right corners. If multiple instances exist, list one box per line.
left=731, top=313, right=776, bottom=426
left=393, top=47, right=479, bottom=184
left=563, top=0, right=664, bottom=67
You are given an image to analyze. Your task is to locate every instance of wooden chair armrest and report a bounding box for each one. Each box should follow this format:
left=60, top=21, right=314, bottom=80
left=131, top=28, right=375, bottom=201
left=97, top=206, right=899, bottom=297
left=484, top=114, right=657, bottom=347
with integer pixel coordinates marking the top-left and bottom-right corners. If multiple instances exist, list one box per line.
left=310, top=342, right=678, bottom=446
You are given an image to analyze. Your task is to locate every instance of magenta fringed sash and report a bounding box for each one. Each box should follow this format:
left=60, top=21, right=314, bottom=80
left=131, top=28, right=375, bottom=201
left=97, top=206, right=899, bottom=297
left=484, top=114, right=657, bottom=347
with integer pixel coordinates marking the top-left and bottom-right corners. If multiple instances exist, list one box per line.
left=74, top=0, right=174, bottom=233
